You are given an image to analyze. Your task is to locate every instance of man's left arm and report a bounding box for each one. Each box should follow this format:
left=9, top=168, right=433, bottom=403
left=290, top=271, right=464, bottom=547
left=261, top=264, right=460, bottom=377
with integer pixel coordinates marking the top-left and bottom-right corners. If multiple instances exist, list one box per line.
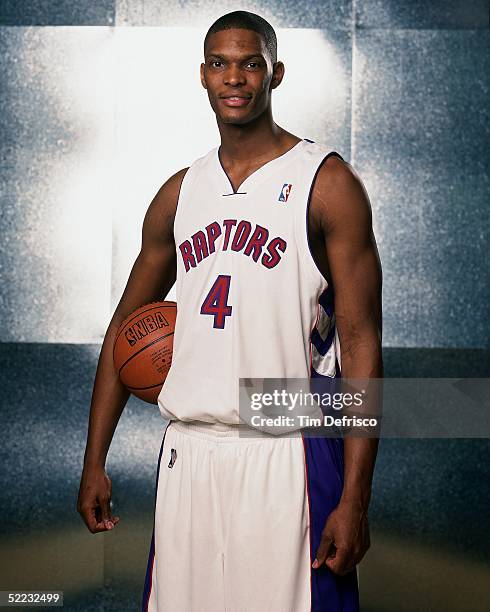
left=310, top=156, right=383, bottom=575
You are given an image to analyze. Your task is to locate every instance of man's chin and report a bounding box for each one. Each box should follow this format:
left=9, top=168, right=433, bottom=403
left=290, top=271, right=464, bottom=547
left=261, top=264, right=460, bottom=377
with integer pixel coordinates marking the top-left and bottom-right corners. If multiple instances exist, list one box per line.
left=218, top=110, right=254, bottom=126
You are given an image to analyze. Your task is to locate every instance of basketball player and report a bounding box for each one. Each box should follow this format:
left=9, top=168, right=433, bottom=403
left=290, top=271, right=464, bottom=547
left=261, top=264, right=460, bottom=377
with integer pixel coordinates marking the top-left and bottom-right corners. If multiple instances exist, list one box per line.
left=77, top=10, right=382, bottom=612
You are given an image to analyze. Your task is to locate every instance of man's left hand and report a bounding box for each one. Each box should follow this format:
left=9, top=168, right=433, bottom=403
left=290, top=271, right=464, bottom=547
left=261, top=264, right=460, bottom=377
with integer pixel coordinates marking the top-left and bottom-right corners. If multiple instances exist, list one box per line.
left=311, top=499, right=371, bottom=575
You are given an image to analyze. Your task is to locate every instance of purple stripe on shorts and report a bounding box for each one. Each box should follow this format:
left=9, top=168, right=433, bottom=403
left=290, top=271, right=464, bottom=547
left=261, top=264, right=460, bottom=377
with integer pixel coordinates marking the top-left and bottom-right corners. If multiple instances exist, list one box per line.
left=301, top=434, right=360, bottom=611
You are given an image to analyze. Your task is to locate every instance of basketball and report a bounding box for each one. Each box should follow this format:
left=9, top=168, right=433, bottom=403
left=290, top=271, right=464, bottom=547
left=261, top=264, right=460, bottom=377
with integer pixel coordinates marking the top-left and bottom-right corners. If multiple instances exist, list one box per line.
left=113, top=301, right=177, bottom=404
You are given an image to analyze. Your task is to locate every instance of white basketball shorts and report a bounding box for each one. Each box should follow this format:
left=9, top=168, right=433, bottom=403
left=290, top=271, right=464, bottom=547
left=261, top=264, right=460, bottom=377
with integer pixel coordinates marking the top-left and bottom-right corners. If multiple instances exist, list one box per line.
left=141, top=420, right=359, bottom=612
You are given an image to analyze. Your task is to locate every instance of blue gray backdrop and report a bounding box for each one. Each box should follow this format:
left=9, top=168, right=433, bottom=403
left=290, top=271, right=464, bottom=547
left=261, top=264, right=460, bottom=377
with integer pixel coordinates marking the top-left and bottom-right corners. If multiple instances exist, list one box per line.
left=0, top=1, right=489, bottom=611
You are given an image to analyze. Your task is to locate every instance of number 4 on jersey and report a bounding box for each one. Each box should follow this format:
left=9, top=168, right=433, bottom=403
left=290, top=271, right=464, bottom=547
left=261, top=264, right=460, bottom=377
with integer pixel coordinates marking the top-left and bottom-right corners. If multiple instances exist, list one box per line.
left=200, top=274, right=232, bottom=329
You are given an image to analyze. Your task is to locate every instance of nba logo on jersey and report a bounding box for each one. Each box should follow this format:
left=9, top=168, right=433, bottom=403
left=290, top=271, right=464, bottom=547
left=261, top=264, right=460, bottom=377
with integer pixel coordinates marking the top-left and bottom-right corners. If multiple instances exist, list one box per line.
left=278, top=183, right=292, bottom=202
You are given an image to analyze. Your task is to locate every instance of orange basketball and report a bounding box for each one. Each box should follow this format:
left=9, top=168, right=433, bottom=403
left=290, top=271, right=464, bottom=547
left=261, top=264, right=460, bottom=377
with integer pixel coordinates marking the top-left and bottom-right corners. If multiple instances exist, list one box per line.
left=113, top=301, right=177, bottom=404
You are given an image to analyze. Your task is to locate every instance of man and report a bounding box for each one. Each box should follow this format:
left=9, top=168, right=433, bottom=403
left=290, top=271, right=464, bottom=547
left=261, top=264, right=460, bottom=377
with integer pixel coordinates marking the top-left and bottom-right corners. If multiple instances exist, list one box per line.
left=77, top=10, right=382, bottom=612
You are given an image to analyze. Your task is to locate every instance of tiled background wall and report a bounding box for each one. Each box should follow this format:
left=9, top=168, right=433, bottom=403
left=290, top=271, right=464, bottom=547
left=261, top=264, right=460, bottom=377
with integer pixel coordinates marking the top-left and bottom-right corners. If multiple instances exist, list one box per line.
left=1, top=2, right=489, bottom=611
left=1, top=0, right=488, bottom=346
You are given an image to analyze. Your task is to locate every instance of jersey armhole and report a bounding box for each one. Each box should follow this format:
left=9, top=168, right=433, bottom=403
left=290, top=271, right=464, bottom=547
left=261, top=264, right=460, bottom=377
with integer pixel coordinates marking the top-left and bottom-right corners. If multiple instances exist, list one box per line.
left=297, top=150, right=344, bottom=284
left=172, top=166, right=194, bottom=239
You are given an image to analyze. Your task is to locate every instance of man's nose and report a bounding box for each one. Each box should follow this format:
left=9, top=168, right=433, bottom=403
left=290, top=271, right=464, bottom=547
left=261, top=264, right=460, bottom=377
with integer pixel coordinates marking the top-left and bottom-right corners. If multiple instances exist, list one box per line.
left=224, top=64, right=246, bottom=87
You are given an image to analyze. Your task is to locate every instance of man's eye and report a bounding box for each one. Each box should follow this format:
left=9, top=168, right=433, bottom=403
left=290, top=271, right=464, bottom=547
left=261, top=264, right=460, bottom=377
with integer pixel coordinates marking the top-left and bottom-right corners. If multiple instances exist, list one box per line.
left=247, top=62, right=259, bottom=68
left=211, top=61, right=223, bottom=68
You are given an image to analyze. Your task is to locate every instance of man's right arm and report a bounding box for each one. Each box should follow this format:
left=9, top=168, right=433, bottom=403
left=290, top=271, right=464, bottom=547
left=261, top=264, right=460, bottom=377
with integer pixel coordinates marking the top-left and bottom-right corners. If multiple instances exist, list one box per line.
left=77, top=167, right=188, bottom=533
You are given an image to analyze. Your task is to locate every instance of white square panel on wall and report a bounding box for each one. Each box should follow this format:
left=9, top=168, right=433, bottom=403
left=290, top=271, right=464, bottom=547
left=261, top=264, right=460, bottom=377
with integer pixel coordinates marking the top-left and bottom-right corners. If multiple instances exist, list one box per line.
left=0, top=27, right=115, bottom=343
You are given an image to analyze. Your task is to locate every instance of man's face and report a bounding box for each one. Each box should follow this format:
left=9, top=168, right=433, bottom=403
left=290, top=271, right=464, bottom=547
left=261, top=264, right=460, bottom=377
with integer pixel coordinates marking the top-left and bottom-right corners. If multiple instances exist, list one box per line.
left=201, top=28, right=281, bottom=125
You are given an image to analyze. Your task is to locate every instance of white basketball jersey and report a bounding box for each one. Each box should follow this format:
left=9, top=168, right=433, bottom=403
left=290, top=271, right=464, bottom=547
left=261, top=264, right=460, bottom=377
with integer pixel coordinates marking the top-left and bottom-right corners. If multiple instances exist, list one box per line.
left=158, top=138, right=343, bottom=424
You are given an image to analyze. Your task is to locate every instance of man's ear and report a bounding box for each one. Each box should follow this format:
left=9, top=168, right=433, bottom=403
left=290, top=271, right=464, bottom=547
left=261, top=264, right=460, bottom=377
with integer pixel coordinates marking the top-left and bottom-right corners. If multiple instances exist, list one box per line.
left=270, top=61, right=285, bottom=90
left=200, top=63, right=207, bottom=89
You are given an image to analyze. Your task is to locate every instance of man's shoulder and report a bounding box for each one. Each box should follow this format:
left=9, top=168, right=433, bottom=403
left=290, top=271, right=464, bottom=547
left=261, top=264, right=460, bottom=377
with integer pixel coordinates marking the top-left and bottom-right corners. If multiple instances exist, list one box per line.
left=158, top=167, right=190, bottom=200
left=146, top=167, right=190, bottom=226
left=312, top=152, right=365, bottom=206
left=154, top=143, right=219, bottom=205
left=188, top=145, right=219, bottom=170
left=310, top=153, right=372, bottom=232
left=315, top=151, right=355, bottom=189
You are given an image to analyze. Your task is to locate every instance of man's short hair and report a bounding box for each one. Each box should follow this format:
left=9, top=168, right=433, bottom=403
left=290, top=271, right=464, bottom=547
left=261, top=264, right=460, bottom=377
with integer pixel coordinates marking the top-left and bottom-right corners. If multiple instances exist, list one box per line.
left=204, top=10, right=277, bottom=64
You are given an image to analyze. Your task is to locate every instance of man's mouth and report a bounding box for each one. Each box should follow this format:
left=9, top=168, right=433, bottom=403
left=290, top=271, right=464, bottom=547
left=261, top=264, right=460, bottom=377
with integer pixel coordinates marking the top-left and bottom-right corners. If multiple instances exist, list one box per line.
left=220, top=95, right=252, bottom=108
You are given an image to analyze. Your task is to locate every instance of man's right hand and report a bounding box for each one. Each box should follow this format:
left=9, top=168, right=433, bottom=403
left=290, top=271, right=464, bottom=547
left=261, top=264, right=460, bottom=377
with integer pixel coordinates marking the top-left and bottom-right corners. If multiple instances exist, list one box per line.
left=77, top=465, right=120, bottom=534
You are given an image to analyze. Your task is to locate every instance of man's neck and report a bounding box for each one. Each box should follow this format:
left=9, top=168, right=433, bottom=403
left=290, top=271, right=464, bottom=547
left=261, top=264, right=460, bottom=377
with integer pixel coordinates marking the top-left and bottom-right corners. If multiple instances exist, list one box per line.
left=217, top=120, right=298, bottom=165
